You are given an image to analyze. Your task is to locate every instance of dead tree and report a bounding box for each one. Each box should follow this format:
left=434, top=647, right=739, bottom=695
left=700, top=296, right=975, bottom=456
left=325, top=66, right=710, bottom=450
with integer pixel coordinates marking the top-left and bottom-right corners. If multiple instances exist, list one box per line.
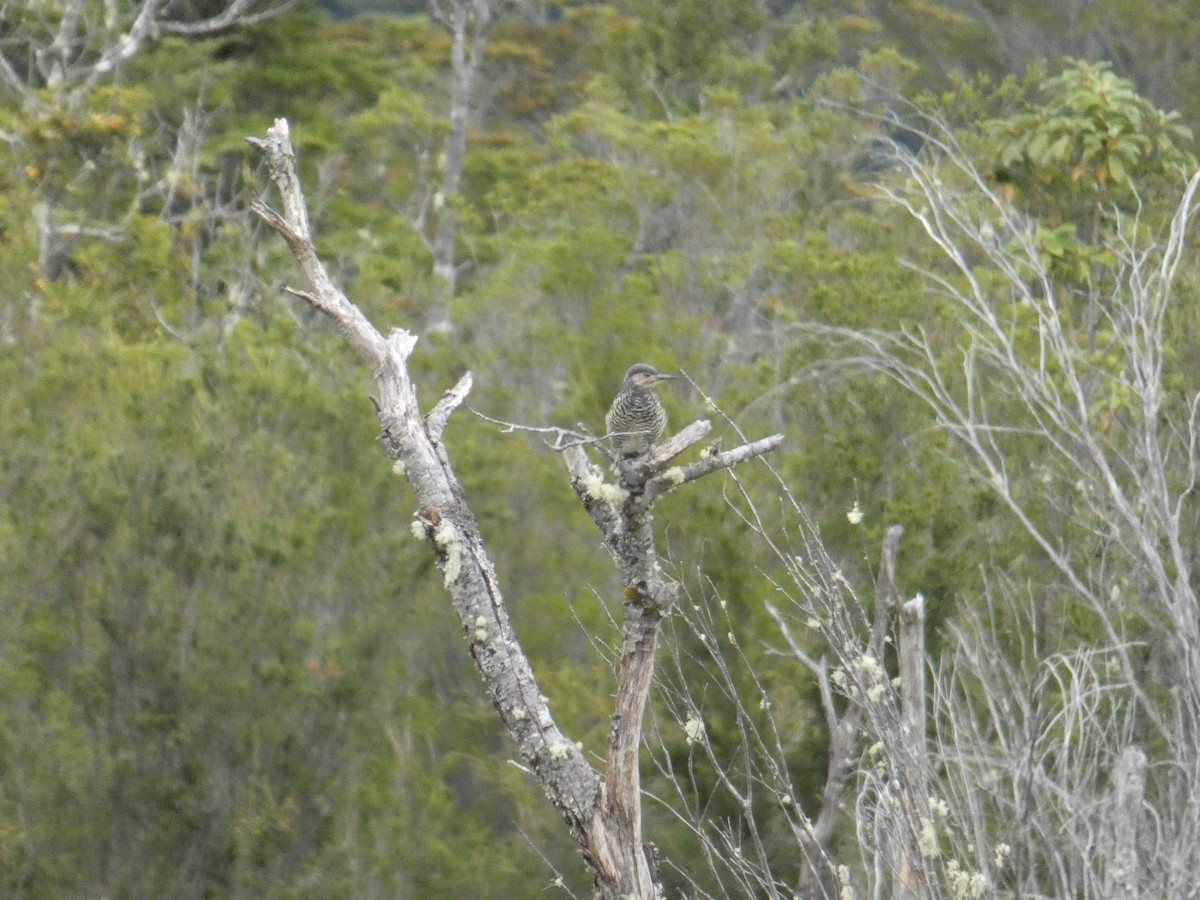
left=0, top=0, right=286, bottom=109
left=805, top=109, right=1200, bottom=898
left=423, top=0, right=495, bottom=328
left=247, top=119, right=783, bottom=899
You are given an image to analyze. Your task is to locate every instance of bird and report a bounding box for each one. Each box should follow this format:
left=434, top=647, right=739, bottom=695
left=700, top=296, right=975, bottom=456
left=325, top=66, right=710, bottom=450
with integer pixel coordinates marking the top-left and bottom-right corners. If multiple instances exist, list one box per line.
left=605, top=363, right=674, bottom=459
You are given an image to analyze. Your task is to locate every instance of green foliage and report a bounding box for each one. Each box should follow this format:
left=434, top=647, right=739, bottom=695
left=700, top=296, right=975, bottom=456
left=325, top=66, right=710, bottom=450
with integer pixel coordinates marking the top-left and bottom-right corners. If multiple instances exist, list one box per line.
left=988, top=59, right=1196, bottom=212
left=4, top=1, right=1200, bottom=896
left=581, top=0, right=845, bottom=114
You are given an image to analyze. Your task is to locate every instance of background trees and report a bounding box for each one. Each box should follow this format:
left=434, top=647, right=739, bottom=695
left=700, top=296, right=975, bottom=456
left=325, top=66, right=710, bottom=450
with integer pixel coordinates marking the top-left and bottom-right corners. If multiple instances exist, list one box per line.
left=1, top=1, right=1198, bottom=897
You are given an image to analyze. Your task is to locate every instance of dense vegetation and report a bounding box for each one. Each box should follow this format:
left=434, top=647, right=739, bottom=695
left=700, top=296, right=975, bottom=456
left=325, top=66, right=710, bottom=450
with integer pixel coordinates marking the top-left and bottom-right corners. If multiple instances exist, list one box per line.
left=2, top=1, right=1199, bottom=896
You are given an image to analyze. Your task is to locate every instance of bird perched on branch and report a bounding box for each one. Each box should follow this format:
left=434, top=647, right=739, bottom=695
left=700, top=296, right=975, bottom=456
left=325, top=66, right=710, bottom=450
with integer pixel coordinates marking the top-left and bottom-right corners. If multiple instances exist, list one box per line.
left=606, top=363, right=674, bottom=459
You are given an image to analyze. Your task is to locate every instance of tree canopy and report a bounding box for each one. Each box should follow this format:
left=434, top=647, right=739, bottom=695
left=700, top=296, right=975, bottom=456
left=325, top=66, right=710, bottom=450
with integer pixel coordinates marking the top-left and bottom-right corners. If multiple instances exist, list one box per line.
left=2, top=1, right=1198, bottom=896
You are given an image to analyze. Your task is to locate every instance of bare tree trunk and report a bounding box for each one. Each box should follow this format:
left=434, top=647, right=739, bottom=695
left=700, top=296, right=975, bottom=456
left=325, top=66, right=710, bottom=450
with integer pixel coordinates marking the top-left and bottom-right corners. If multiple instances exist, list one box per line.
left=1104, top=745, right=1147, bottom=900
left=566, top=424, right=782, bottom=898
left=248, top=119, right=783, bottom=898
left=426, top=0, right=493, bottom=330
left=895, top=592, right=928, bottom=900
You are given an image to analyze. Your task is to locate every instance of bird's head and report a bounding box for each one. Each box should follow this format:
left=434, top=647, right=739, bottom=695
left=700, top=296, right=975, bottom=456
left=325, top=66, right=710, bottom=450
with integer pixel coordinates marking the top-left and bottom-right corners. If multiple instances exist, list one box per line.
left=623, top=363, right=675, bottom=389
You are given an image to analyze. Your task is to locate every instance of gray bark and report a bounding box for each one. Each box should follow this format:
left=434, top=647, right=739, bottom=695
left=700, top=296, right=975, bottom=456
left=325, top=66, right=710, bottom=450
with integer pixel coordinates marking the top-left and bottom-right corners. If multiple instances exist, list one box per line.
left=248, top=119, right=783, bottom=899
left=1104, top=745, right=1147, bottom=900
left=426, top=0, right=493, bottom=329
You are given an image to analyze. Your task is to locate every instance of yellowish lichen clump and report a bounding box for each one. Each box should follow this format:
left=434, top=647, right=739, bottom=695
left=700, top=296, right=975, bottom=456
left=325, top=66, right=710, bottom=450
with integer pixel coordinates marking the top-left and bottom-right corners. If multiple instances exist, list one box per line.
left=434, top=522, right=463, bottom=586
left=581, top=473, right=629, bottom=506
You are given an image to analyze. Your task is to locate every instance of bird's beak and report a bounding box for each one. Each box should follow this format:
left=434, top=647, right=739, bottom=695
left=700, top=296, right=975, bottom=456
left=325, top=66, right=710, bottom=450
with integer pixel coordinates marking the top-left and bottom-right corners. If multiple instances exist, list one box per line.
left=656, top=373, right=675, bottom=382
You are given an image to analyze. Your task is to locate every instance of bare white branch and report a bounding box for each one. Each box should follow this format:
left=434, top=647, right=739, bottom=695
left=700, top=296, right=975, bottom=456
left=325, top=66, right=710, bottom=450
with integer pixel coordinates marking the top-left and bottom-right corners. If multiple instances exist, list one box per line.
left=427, top=371, right=473, bottom=442
left=244, top=117, right=651, bottom=896
left=3, top=0, right=290, bottom=105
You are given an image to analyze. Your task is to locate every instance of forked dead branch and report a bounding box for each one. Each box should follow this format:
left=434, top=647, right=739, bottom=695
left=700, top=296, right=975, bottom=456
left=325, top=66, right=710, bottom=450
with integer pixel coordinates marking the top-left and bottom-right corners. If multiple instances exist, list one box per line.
left=247, top=118, right=783, bottom=899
